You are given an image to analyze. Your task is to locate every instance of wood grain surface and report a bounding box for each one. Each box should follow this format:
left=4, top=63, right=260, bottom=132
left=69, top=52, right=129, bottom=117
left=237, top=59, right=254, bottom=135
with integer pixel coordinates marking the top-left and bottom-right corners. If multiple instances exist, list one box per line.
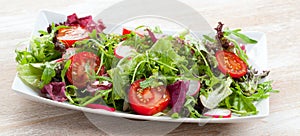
left=1, top=0, right=299, bottom=135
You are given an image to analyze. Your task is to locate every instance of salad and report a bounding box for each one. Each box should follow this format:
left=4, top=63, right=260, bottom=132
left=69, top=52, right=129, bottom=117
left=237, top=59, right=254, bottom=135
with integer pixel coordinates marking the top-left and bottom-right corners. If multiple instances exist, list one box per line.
left=15, top=13, right=278, bottom=118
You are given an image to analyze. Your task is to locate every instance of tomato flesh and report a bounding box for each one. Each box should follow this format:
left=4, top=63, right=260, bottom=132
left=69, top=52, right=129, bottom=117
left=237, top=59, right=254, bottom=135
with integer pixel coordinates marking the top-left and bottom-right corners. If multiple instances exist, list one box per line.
left=128, top=80, right=170, bottom=116
left=66, top=52, right=102, bottom=88
left=215, top=51, right=247, bottom=78
left=122, top=28, right=132, bottom=36
left=57, top=25, right=89, bottom=48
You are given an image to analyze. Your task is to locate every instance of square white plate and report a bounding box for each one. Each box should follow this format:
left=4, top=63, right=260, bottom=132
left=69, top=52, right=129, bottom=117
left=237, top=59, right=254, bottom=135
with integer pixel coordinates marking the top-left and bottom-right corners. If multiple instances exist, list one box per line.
left=12, top=10, right=269, bottom=123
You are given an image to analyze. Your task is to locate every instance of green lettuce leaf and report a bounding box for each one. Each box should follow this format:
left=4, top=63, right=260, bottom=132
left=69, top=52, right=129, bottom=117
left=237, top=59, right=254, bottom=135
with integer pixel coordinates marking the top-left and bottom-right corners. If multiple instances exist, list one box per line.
left=17, top=64, right=43, bottom=89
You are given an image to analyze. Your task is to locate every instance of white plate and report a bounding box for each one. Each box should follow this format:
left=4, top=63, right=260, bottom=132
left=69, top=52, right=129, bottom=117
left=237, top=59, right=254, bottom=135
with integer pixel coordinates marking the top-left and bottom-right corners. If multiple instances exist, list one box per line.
left=11, top=10, right=269, bottom=123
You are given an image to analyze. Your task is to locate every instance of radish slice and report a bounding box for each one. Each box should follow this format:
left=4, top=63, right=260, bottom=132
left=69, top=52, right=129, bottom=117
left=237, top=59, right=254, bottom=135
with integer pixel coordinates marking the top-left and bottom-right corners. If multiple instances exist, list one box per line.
left=186, top=80, right=201, bottom=96
left=86, top=104, right=115, bottom=112
left=114, top=42, right=136, bottom=59
left=62, top=48, right=78, bottom=59
left=204, top=108, right=232, bottom=118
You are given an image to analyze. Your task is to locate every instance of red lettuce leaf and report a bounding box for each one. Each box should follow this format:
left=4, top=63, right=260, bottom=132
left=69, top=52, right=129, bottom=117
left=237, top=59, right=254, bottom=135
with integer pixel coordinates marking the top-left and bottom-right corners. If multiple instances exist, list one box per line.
left=65, top=13, right=106, bottom=32
left=41, top=82, right=67, bottom=102
left=146, top=28, right=157, bottom=43
left=167, top=80, right=190, bottom=113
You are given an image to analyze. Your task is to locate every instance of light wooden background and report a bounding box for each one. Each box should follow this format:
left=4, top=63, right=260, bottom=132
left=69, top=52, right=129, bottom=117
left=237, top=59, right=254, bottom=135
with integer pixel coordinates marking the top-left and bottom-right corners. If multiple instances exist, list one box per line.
left=0, top=0, right=299, bottom=135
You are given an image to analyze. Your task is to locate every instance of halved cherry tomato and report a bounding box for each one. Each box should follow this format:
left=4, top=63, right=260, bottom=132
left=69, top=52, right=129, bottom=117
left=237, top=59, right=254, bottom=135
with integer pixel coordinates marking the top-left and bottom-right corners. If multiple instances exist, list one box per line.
left=215, top=51, right=247, bottom=78
left=57, top=25, right=89, bottom=48
left=128, top=79, right=170, bottom=116
left=66, top=52, right=103, bottom=88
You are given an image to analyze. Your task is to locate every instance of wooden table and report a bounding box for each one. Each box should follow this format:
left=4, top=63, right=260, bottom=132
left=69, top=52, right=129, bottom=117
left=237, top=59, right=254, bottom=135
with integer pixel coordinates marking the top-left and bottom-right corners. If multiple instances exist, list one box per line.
left=1, top=0, right=299, bottom=135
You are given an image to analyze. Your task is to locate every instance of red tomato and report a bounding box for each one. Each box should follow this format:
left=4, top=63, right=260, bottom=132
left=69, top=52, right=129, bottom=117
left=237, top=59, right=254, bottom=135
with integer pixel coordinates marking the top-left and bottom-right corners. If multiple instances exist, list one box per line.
left=122, top=28, right=132, bottom=36
left=122, top=28, right=144, bottom=40
left=128, top=80, right=170, bottom=116
left=215, top=51, right=247, bottom=78
left=57, top=25, right=89, bottom=48
left=66, top=52, right=102, bottom=88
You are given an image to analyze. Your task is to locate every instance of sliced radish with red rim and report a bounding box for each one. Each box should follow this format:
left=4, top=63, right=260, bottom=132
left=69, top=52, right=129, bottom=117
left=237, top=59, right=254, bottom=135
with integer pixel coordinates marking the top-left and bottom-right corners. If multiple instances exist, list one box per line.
left=114, top=42, right=136, bottom=59
left=63, top=48, right=78, bottom=59
left=204, top=108, right=232, bottom=118
left=186, top=80, right=201, bottom=96
left=86, top=104, right=115, bottom=112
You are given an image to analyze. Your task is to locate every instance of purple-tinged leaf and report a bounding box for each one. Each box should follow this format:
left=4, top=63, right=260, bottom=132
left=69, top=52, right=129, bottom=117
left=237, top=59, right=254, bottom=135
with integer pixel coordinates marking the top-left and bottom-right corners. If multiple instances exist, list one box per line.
left=41, top=82, right=67, bottom=102
left=167, top=80, right=190, bottom=113
left=65, top=13, right=106, bottom=33
left=146, top=29, right=157, bottom=43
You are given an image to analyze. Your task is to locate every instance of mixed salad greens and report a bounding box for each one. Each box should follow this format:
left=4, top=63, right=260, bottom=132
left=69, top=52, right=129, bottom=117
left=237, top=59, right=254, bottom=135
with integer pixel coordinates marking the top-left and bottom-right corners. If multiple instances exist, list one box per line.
left=15, top=13, right=278, bottom=118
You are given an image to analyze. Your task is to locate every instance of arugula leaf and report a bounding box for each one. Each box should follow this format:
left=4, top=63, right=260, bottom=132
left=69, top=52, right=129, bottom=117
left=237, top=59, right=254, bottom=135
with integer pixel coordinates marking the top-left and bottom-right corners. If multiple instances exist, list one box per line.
left=153, top=26, right=163, bottom=34
left=60, top=60, right=71, bottom=83
left=227, top=37, right=249, bottom=64
left=108, top=67, right=128, bottom=100
left=223, top=91, right=258, bottom=116
left=248, top=81, right=279, bottom=101
left=149, top=37, right=186, bottom=63
left=139, top=76, right=163, bottom=89
left=41, top=62, right=57, bottom=87
left=38, top=30, right=49, bottom=36
left=65, top=85, right=78, bottom=104
left=15, top=50, right=37, bottom=64
left=184, top=96, right=203, bottom=118
left=203, top=35, right=215, bottom=43
left=232, top=32, right=257, bottom=44
left=79, top=89, right=112, bottom=107
left=224, top=29, right=257, bottom=44
left=75, top=31, right=121, bottom=70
